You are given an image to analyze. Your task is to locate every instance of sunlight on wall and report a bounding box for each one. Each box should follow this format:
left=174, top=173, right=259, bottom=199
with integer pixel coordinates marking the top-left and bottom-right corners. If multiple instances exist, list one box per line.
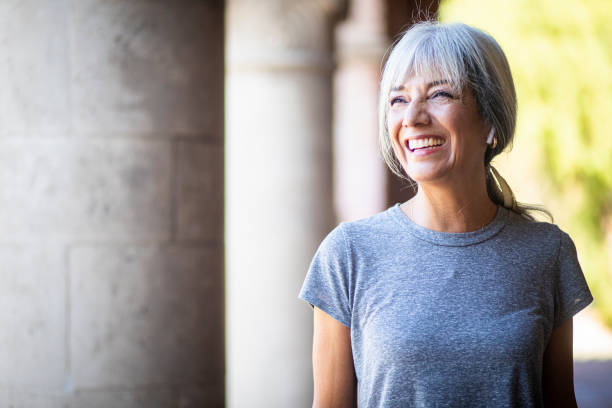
left=439, top=0, right=612, bottom=326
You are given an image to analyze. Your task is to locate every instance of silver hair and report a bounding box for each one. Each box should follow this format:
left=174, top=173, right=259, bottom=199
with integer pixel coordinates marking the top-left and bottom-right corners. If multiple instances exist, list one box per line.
left=378, top=21, right=550, bottom=221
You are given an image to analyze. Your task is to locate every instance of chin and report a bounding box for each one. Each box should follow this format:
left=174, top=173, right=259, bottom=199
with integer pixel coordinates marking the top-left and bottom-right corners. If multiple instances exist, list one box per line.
left=403, top=165, right=449, bottom=184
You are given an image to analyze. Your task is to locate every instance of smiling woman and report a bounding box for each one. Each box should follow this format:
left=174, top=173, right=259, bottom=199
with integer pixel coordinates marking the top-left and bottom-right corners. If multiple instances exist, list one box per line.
left=299, top=21, right=593, bottom=408
left=379, top=22, right=525, bottom=221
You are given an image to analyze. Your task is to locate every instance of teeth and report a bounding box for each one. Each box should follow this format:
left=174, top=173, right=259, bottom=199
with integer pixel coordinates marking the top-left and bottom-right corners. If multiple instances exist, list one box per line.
left=408, top=137, right=444, bottom=150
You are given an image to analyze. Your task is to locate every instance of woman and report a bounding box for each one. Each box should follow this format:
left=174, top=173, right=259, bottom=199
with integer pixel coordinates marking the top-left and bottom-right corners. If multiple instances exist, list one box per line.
left=299, top=22, right=592, bottom=407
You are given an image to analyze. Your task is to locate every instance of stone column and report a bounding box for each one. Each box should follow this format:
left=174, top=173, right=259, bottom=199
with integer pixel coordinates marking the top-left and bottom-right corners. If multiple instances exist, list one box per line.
left=226, top=1, right=345, bottom=406
left=0, top=1, right=224, bottom=406
left=334, top=0, right=388, bottom=221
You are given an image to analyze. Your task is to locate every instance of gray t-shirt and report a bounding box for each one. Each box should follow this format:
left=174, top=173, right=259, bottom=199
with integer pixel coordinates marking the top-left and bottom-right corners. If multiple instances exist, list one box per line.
left=298, top=204, right=593, bottom=407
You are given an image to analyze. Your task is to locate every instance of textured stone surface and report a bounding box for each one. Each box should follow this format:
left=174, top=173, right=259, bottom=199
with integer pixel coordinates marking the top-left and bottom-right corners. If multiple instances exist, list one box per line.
left=68, top=0, right=223, bottom=136
left=226, top=1, right=342, bottom=404
left=70, top=245, right=223, bottom=388
left=176, top=141, right=223, bottom=242
left=0, top=246, right=65, bottom=389
left=227, top=0, right=345, bottom=68
left=69, top=388, right=175, bottom=408
left=574, top=360, right=612, bottom=408
left=227, top=67, right=335, bottom=407
left=333, top=0, right=387, bottom=222
left=0, top=390, right=67, bottom=408
left=178, top=384, right=224, bottom=408
left=333, top=62, right=386, bottom=222
left=0, top=1, right=70, bottom=135
left=0, top=0, right=225, bottom=405
left=0, top=138, right=172, bottom=243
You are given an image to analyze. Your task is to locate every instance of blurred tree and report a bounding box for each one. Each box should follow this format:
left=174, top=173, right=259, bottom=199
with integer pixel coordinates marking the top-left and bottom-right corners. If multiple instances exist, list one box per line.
left=439, top=0, right=612, bottom=326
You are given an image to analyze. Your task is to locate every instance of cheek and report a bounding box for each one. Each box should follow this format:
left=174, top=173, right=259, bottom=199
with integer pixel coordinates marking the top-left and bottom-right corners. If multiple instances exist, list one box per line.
left=387, top=114, right=405, bottom=160
left=391, top=139, right=405, bottom=165
left=450, top=120, right=488, bottom=166
left=387, top=112, right=403, bottom=143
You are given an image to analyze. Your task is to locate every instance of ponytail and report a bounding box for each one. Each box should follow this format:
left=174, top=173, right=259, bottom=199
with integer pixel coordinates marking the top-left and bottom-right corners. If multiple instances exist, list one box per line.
left=486, top=165, right=552, bottom=222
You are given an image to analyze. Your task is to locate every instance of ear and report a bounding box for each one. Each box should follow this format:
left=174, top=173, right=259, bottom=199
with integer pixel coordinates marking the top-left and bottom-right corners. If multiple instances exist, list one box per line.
left=486, top=127, right=495, bottom=145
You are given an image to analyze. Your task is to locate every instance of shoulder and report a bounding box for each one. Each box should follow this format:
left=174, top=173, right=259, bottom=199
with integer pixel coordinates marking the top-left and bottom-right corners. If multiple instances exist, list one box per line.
left=338, top=205, right=403, bottom=242
left=315, top=206, right=402, bottom=258
left=501, top=210, right=577, bottom=262
left=503, top=210, right=564, bottom=244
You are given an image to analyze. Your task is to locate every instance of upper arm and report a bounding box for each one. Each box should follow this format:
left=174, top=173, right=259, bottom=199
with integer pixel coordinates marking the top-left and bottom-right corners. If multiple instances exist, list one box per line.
left=312, top=306, right=357, bottom=408
left=542, top=317, right=577, bottom=408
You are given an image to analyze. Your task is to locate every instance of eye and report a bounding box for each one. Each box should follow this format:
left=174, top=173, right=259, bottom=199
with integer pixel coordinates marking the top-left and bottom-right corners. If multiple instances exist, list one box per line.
left=430, top=90, right=455, bottom=99
left=389, top=96, right=407, bottom=106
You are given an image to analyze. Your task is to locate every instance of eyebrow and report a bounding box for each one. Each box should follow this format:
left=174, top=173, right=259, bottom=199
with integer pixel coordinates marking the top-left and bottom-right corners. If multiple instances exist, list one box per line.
left=391, top=79, right=450, bottom=92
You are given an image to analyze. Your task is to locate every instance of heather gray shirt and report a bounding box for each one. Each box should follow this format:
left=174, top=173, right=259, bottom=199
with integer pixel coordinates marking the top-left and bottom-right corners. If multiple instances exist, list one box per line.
left=299, top=204, right=592, bottom=407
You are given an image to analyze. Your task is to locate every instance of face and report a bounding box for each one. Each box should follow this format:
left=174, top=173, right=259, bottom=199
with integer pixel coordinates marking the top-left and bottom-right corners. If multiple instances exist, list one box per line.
left=386, top=74, right=490, bottom=186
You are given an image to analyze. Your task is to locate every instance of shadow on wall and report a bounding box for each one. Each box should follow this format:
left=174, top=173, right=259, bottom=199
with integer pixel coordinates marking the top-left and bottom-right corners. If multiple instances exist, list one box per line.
left=76, top=0, right=223, bottom=135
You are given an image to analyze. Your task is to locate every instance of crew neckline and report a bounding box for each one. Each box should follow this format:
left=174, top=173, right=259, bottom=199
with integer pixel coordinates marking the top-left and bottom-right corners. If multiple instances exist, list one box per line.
left=389, top=203, right=509, bottom=247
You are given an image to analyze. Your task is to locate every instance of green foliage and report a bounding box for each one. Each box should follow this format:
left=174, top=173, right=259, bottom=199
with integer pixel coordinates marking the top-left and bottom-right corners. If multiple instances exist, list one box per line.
left=440, top=0, right=612, bottom=326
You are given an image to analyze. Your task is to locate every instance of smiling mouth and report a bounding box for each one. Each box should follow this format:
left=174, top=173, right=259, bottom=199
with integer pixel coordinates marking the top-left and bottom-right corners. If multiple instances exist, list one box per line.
left=406, top=137, right=445, bottom=152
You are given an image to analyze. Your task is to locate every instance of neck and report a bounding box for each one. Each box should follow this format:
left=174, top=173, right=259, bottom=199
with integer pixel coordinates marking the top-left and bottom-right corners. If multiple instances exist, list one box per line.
left=401, top=173, right=497, bottom=233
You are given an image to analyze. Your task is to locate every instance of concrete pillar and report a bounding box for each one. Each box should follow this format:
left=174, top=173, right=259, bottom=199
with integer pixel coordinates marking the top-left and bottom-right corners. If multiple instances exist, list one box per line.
left=226, top=1, right=345, bottom=406
left=334, top=0, right=388, bottom=221
left=0, top=1, right=224, bottom=406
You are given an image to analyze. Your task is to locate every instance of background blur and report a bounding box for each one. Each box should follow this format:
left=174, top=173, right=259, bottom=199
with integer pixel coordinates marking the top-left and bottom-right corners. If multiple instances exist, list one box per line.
left=0, top=0, right=610, bottom=407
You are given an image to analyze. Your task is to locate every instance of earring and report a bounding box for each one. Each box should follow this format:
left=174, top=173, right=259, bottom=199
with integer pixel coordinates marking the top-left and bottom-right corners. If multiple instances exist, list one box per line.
left=487, top=127, right=497, bottom=149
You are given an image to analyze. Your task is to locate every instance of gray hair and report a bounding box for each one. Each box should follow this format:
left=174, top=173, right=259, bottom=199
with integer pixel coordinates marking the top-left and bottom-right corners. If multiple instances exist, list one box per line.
left=378, top=21, right=550, bottom=220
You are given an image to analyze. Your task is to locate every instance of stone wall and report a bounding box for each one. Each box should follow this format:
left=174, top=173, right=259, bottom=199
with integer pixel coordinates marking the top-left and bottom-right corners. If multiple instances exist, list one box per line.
left=0, top=1, right=224, bottom=406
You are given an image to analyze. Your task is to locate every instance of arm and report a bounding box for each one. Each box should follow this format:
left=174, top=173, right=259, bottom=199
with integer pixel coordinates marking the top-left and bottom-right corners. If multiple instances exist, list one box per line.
left=542, top=317, right=577, bottom=408
left=312, top=306, right=357, bottom=408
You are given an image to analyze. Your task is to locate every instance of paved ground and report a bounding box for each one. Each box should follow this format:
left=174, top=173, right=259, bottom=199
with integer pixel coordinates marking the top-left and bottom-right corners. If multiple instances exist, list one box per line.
left=575, top=360, right=612, bottom=408
left=573, top=307, right=612, bottom=407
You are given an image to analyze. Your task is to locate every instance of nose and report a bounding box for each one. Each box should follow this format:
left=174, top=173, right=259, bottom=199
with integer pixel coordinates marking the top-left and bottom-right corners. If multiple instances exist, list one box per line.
left=402, top=101, right=430, bottom=128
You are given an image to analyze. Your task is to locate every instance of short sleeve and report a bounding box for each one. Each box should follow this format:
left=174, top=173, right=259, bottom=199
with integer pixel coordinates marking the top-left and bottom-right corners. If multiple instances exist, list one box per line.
left=553, top=229, right=593, bottom=328
left=298, top=224, right=352, bottom=328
